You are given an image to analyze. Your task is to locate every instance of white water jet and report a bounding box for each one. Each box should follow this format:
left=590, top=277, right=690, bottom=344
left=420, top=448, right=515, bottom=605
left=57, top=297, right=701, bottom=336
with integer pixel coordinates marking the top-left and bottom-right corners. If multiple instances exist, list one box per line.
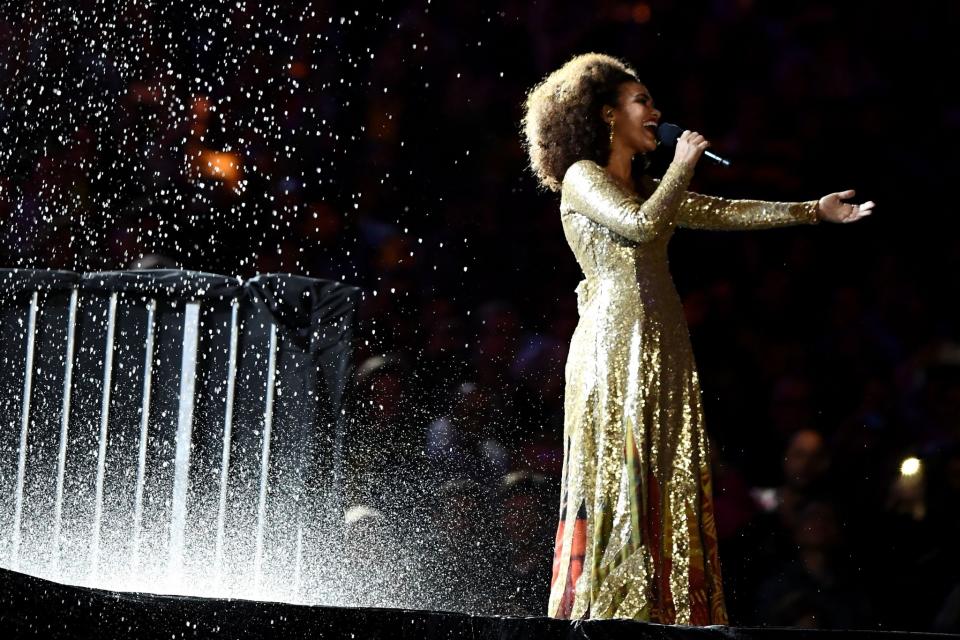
left=131, top=298, right=157, bottom=572
left=89, top=292, right=118, bottom=579
left=50, top=288, right=79, bottom=573
left=167, top=301, right=201, bottom=580
left=10, top=291, right=39, bottom=570
left=253, top=322, right=278, bottom=591
left=214, top=299, right=240, bottom=582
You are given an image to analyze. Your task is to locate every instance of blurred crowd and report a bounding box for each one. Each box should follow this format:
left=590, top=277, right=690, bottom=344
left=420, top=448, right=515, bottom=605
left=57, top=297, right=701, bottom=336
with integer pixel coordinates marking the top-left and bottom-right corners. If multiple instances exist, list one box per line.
left=2, top=0, right=960, bottom=631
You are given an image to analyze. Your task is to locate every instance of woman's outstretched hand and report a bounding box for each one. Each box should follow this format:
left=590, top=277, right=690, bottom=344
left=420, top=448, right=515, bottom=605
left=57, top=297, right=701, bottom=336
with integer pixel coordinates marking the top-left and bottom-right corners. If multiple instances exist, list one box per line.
left=817, top=190, right=875, bottom=223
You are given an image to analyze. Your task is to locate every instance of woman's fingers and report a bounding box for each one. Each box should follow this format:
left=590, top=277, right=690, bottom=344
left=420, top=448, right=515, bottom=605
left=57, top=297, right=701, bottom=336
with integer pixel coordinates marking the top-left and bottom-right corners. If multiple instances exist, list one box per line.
left=675, top=130, right=711, bottom=169
left=839, top=189, right=856, bottom=199
left=681, top=130, right=709, bottom=147
left=844, top=203, right=872, bottom=222
left=851, top=200, right=875, bottom=217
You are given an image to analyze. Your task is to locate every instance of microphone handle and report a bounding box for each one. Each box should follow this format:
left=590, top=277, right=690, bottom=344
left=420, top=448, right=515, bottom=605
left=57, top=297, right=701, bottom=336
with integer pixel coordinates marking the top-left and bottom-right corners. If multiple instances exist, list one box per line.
left=704, top=149, right=731, bottom=167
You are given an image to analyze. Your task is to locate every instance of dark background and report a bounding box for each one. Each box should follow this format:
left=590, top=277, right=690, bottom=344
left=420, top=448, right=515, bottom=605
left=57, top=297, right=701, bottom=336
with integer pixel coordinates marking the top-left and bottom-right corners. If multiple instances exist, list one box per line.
left=2, top=0, right=959, bottom=630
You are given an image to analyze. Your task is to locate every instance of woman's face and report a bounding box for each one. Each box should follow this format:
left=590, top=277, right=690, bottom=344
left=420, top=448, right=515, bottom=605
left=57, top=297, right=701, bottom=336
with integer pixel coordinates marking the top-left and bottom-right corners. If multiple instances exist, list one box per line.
left=606, top=81, right=661, bottom=155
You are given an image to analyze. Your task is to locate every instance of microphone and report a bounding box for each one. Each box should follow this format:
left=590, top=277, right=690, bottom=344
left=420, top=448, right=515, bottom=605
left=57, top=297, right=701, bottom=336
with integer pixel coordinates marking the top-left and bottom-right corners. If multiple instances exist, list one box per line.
left=656, top=122, right=732, bottom=167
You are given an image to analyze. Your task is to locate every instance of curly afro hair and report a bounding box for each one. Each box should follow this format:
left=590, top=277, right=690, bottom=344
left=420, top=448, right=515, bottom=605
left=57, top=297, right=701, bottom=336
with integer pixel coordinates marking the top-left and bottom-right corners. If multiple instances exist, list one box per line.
left=522, top=53, right=641, bottom=192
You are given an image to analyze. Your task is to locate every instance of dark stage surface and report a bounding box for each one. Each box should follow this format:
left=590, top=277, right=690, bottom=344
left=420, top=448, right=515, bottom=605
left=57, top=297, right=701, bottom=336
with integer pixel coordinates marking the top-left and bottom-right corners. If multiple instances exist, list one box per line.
left=0, top=568, right=956, bottom=640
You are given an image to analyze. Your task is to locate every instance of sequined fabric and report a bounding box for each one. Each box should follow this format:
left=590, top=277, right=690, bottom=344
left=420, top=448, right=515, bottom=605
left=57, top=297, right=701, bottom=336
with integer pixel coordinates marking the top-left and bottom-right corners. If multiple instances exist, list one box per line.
left=549, top=159, right=819, bottom=623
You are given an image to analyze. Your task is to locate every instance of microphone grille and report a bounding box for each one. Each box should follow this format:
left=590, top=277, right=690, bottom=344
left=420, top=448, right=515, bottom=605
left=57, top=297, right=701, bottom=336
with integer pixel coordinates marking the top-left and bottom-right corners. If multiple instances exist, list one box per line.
left=656, top=122, right=683, bottom=146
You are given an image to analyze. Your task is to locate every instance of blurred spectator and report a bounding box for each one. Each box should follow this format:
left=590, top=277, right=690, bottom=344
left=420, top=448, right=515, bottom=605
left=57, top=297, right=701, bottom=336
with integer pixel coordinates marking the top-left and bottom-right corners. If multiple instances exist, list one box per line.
left=496, top=471, right=556, bottom=616
left=511, top=334, right=566, bottom=475
left=425, top=381, right=510, bottom=484
left=755, top=429, right=830, bottom=530
left=423, top=477, right=501, bottom=614
left=736, top=429, right=830, bottom=622
left=754, top=500, right=872, bottom=628
left=345, top=353, right=429, bottom=514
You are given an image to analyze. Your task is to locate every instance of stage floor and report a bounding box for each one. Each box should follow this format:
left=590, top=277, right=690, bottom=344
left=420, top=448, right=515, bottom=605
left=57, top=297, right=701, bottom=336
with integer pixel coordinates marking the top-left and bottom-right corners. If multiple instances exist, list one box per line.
left=1, top=567, right=956, bottom=639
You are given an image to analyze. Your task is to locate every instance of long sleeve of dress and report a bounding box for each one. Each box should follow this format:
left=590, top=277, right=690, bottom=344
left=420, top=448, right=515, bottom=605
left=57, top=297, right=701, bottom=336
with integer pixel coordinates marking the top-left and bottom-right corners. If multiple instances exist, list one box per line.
left=562, top=160, right=694, bottom=243
left=673, top=188, right=820, bottom=231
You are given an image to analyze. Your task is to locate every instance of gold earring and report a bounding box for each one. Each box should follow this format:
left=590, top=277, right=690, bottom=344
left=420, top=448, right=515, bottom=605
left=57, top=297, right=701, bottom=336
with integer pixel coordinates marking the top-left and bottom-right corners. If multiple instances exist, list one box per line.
left=608, top=118, right=615, bottom=146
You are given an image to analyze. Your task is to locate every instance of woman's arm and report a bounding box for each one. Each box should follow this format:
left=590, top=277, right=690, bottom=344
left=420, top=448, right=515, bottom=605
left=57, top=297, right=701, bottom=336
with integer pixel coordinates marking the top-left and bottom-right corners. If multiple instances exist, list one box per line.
left=674, top=188, right=820, bottom=231
left=561, top=159, right=693, bottom=243
left=674, top=186, right=875, bottom=229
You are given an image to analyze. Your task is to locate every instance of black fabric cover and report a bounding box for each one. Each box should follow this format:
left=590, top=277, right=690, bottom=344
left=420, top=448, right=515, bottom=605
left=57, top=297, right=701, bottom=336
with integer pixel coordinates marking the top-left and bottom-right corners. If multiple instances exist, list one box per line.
left=0, top=567, right=954, bottom=639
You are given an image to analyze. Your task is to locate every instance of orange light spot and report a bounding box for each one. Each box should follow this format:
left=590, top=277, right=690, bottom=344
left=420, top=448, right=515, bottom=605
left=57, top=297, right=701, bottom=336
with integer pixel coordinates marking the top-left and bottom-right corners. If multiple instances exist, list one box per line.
left=289, top=61, right=308, bottom=79
left=633, top=2, right=652, bottom=23
left=198, top=149, right=242, bottom=185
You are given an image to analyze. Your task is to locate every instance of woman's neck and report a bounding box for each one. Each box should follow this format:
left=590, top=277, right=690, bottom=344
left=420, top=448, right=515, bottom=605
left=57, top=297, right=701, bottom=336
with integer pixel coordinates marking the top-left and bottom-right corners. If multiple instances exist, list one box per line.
left=605, top=146, right=635, bottom=191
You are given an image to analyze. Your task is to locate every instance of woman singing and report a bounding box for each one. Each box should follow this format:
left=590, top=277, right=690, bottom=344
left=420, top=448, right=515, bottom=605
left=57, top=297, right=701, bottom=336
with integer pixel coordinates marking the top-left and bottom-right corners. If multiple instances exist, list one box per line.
left=521, top=53, right=873, bottom=624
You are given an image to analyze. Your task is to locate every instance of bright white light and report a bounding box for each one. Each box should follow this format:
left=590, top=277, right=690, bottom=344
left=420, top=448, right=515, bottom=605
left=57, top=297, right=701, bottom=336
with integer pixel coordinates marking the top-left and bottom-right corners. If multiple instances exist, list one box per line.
left=900, top=457, right=921, bottom=476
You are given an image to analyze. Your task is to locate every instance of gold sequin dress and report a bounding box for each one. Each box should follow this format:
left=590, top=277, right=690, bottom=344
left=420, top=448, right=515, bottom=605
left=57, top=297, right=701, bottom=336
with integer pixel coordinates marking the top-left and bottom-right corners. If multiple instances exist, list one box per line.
left=548, top=159, right=819, bottom=624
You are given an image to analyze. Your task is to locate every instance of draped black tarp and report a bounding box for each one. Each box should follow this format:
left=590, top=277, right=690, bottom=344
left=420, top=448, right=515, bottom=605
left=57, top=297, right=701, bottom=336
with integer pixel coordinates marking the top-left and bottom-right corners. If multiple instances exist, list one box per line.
left=0, top=567, right=955, bottom=640
left=0, top=269, right=361, bottom=598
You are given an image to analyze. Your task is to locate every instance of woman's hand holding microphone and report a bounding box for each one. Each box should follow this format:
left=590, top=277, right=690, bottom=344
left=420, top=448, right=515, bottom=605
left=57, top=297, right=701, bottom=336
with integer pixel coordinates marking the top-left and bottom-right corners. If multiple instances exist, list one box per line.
left=672, top=129, right=711, bottom=172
